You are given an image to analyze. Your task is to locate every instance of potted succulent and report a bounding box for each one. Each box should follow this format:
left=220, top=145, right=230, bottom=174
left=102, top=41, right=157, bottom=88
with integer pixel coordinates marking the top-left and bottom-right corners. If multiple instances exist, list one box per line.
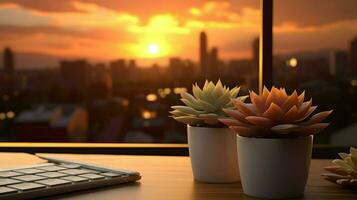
left=171, top=80, right=246, bottom=183
left=219, top=86, right=333, bottom=198
left=323, top=147, right=357, bottom=189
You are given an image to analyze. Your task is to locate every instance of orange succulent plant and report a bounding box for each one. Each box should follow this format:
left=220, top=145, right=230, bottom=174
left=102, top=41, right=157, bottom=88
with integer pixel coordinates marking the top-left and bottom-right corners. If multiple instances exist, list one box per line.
left=219, top=87, right=333, bottom=138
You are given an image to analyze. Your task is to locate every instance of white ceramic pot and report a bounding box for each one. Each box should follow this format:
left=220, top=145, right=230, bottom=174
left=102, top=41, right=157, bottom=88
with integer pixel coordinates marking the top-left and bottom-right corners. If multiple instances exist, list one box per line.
left=187, top=125, right=240, bottom=183
left=237, top=135, right=313, bottom=199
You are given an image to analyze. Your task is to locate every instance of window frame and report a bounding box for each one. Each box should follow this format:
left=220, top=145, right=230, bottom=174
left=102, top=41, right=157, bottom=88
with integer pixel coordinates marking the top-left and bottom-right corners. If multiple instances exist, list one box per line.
left=0, top=0, right=345, bottom=158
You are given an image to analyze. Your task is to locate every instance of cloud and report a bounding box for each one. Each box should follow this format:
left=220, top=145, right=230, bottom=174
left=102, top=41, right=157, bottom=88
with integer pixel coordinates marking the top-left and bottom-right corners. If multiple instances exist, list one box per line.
left=0, top=0, right=261, bottom=63
left=0, top=0, right=356, bottom=67
left=274, top=19, right=357, bottom=53
left=49, top=2, right=140, bottom=30
left=274, top=0, right=357, bottom=26
left=0, top=0, right=84, bottom=13
left=0, top=3, right=52, bottom=26
left=187, top=1, right=260, bottom=32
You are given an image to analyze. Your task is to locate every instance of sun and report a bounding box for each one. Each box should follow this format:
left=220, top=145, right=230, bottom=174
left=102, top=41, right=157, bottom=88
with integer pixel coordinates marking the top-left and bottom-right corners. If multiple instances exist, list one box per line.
left=130, top=40, right=170, bottom=58
left=148, top=43, right=159, bottom=55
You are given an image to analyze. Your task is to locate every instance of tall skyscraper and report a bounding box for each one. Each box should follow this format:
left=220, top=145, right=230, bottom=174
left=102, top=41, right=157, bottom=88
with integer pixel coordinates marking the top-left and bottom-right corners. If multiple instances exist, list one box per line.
left=350, top=37, right=357, bottom=75
left=200, top=32, right=208, bottom=77
left=208, top=47, right=218, bottom=79
left=3, top=47, right=15, bottom=73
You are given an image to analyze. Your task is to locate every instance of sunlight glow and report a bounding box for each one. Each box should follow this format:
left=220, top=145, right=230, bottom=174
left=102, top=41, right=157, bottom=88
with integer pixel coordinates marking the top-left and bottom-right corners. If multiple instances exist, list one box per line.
left=287, top=57, right=298, bottom=68
left=141, top=110, right=157, bottom=119
left=146, top=93, right=158, bottom=101
left=350, top=80, right=357, bottom=87
left=148, top=43, right=159, bottom=55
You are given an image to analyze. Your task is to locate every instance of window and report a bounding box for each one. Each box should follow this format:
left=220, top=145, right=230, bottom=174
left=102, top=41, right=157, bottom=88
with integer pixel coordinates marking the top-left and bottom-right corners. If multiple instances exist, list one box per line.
left=0, top=0, right=260, bottom=143
left=273, top=0, right=357, bottom=146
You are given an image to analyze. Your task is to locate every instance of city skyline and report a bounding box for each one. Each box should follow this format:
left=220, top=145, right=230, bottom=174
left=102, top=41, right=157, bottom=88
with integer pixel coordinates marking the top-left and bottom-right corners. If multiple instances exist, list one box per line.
left=0, top=0, right=357, bottom=68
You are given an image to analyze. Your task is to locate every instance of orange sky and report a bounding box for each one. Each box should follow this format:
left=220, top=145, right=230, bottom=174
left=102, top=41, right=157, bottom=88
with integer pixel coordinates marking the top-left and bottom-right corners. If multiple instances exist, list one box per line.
left=0, top=0, right=356, bottom=68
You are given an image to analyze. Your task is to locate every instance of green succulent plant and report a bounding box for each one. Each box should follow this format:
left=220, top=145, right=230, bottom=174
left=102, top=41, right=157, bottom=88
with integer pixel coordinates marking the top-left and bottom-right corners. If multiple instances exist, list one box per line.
left=323, top=147, right=357, bottom=188
left=170, top=80, right=246, bottom=127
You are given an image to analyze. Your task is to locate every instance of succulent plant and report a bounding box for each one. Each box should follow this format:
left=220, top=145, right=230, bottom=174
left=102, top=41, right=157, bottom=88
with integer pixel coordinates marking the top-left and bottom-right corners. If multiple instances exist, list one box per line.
left=323, top=147, right=357, bottom=188
left=170, top=80, right=246, bottom=127
left=219, top=86, right=333, bottom=137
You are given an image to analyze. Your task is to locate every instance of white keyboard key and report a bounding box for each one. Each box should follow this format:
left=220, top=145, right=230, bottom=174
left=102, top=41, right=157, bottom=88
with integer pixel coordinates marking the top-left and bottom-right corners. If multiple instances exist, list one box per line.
left=14, top=168, right=44, bottom=174
left=8, top=182, right=45, bottom=191
left=0, top=178, right=21, bottom=186
left=0, top=186, right=17, bottom=194
left=80, top=174, right=105, bottom=180
left=37, top=166, right=66, bottom=172
left=37, top=172, right=67, bottom=178
left=61, top=176, right=88, bottom=182
left=0, top=171, right=22, bottom=178
left=14, top=175, right=46, bottom=182
left=59, top=169, right=88, bottom=175
left=36, top=179, right=71, bottom=186
left=81, top=169, right=101, bottom=173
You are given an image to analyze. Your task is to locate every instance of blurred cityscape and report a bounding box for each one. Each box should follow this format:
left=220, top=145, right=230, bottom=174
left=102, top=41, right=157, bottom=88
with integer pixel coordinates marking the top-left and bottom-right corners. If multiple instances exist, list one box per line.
left=0, top=32, right=357, bottom=145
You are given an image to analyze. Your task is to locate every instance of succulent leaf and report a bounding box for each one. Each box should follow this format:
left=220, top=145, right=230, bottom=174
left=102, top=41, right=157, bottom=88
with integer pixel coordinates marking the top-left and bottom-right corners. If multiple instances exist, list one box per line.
left=199, top=114, right=220, bottom=125
left=171, top=80, right=244, bottom=126
left=230, top=87, right=240, bottom=98
left=220, top=86, right=333, bottom=138
left=303, top=110, right=333, bottom=125
left=171, top=106, right=201, bottom=115
left=222, top=109, right=251, bottom=124
left=237, top=95, right=249, bottom=102
left=219, top=118, right=247, bottom=126
left=323, top=148, right=357, bottom=188
left=245, top=116, right=274, bottom=127
left=173, top=116, right=202, bottom=125
left=170, top=110, right=189, bottom=117
left=271, top=124, right=299, bottom=135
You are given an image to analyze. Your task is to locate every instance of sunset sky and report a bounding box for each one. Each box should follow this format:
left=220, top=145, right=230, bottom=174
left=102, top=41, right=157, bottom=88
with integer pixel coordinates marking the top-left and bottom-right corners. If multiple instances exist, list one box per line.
left=0, top=0, right=357, bottom=68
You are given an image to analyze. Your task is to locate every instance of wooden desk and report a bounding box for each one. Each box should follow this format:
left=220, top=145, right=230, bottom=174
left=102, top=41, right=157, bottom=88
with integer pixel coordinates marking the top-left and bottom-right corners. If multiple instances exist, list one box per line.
left=1, top=153, right=357, bottom=200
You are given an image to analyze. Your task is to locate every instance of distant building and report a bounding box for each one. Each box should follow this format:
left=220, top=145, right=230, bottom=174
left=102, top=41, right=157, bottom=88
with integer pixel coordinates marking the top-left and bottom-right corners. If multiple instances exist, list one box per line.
left=208, top=47, right=219, bottom=79
left=226, top=59, right=254, bottom=86
left=199, top=32, right=208, bottom=77
left=60, top=59, right=91, bottom=89
left=110, top=59, right=127, bottom=84
left=329, top=50, right=348, bottom=80
left=297, top=58, right=330, bottom=81
left=169, top=57, right=183, bottom=80
left=168, top=57, right=197, bottom=82
left=13, top=105, right=88, bottom=142
left=349, top=37, right=357, bottom=75
left=128, top=59, right=137, bottom=68
left=90, top=63, right=112, bottom=99
left=87, top=97, right=129, bottom=142
left=3, top=47, right=15, bottom=73
left=128, top=59, right=138, bottom=81
left=252, top=38, right=259, bottom=68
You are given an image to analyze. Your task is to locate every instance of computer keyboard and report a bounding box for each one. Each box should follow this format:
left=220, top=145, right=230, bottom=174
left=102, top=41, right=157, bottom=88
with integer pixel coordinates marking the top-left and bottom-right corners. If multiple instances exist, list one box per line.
left=0, top=155, right=141, bottom=200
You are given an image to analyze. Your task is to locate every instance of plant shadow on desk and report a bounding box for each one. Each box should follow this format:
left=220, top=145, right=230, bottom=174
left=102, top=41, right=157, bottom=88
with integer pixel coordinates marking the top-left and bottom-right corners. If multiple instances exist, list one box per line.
left=191, top=181, right=310, bottom=200
left=39, top=182, right=141, bottom=200
left=191, top=181, right=246, bottom=199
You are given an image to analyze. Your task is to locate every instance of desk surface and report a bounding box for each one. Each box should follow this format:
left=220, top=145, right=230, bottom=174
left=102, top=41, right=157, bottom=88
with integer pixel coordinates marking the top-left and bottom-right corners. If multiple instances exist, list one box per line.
left=1, top=153, right=356, bottom=200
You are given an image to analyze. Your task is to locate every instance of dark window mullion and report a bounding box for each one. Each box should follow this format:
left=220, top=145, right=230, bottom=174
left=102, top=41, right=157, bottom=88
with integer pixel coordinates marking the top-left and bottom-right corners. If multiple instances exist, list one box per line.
left=259, top=0, right=274, bottom=93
